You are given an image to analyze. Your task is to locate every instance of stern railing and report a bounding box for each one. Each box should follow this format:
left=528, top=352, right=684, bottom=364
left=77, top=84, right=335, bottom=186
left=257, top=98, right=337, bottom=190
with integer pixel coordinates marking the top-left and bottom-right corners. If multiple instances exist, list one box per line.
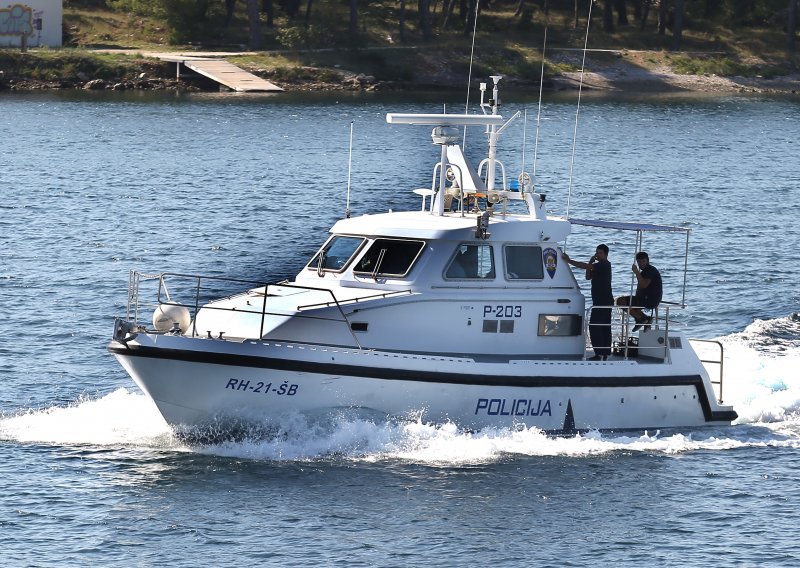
left=581, top=306, right=728, bottom=403
left=688, top=338, right=726, bottom=403
left=582, top=304, right=671, bottom=360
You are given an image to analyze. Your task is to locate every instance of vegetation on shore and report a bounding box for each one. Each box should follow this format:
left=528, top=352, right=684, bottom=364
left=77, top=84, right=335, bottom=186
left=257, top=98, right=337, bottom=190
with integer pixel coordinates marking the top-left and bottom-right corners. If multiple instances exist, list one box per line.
left=0, top=0, right=798, bottom=91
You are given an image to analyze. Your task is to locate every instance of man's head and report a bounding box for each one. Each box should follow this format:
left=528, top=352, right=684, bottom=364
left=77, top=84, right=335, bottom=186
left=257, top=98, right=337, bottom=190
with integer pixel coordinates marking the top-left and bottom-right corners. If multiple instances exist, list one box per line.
left=595, top=244, right=609, bottom=260
left=635, top=251, right=649, bottom=267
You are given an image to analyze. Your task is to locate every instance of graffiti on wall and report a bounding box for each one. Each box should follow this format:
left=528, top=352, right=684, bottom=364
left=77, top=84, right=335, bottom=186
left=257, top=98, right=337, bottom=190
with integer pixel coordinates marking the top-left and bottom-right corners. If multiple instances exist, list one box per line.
left=0, top=4, right=34, bottom=36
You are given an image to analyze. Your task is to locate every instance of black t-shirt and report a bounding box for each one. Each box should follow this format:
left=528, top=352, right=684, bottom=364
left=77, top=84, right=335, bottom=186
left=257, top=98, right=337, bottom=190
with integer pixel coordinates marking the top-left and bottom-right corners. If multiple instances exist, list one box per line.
left=591, top=259, right=614, bottom=306
left=636, top=264, right=663, bottom=308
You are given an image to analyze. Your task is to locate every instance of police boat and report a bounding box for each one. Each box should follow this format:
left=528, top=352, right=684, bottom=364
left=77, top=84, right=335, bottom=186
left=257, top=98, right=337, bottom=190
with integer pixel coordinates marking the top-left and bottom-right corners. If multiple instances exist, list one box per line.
left=109, top=78, right=737, bottom=438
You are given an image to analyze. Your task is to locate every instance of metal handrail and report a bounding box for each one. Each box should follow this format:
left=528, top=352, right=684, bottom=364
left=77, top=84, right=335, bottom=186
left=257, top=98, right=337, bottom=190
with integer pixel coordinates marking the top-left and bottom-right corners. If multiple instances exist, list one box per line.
left=582, top=304, right=670, bottom=360
left=126, top=270, right=363, bottom=349
left=689, top=338, right=725, bottom=403
left=297, top=289, right=414, bottom=311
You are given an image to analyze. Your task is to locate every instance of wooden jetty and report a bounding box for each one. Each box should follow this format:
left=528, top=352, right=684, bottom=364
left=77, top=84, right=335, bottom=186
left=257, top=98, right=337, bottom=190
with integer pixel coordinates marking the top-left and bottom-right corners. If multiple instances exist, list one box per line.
left=155, top=54, right=283, bottom=92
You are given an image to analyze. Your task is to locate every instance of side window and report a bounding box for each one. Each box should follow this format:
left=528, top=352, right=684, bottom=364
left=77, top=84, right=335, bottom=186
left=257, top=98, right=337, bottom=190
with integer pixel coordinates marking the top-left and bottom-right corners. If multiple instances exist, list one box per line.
left=353, top=239, right=426, bottom=278
left=445, top=244, right=495, bottom=279
left=505, top=245, right=544, bottom=280
left=308, top=236, right=365, bottom=272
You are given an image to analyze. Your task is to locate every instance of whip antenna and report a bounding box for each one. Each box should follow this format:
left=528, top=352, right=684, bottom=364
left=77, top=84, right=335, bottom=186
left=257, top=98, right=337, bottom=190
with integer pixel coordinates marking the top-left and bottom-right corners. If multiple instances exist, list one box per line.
left=461, top=0, right=482, bottom=149
left=531, top=25, right=548, bottom=184
left=566, top=1, right=593, bottom=219
left=345, top=120, right=354, bottom=218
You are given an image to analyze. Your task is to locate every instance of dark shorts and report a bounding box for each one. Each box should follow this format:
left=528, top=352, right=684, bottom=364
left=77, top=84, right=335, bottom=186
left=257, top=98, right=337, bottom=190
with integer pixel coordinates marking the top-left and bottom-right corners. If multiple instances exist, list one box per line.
left=634, top=294, right=659, bottom=310
left=617, top=295, right=658, bottom=310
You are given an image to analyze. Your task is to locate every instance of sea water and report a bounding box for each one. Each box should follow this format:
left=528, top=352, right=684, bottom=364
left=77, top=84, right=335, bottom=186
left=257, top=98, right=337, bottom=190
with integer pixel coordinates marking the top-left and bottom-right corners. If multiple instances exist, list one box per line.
left=1, top=90, right=799, bottom=566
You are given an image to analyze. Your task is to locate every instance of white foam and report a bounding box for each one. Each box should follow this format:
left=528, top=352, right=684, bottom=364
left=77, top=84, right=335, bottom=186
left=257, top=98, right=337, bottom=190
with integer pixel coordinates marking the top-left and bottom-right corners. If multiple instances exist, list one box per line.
left=3, top=390, right=799, bottom=463
left=200, top=419, right=800, bottom=464
left=0, top=387, right=179, bottom=448
left=717, top=315, right=800, bottom=424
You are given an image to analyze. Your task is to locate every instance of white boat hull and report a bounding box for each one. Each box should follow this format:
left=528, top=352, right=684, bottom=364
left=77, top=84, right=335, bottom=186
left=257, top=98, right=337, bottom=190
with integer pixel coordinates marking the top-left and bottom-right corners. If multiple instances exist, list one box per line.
left=110, top=332, right=736, bottom=437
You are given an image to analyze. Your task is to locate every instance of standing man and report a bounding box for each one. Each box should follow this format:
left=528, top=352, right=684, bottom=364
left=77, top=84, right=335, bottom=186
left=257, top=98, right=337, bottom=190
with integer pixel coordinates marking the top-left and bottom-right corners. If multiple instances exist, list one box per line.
left=562, top=244, right=613, bottom=361
left=616, top=251, right=662, bottom=331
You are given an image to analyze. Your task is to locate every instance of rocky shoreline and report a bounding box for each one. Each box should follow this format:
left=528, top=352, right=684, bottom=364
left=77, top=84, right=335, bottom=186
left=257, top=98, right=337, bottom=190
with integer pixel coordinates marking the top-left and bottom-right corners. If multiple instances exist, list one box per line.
left=5, top=72, right=799, bottom=95
left=554, top=68, right=800, bottom=95
left=1, top=76, right=188, bottom=91
left=1, top=51, right=799, bottom=95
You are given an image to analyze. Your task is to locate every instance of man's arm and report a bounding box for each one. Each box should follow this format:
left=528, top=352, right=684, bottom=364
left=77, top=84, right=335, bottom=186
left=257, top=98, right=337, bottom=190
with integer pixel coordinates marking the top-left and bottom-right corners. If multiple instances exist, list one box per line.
left=563, top=253, right=595, bottom=280
left=632, top=264, right=652, bottom=289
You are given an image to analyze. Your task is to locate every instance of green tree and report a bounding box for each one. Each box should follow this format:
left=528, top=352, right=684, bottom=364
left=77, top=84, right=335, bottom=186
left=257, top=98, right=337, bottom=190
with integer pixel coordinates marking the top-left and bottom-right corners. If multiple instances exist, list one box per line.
left=246, top=0, right=263, bottom=48
left=399, top=0, right=407, bottom=41
left=603, top=0, right=614, bottom=31
left=420, top=0, right=433, bottom=39
left=672, top=0, right=685, bottom=49
left=262, top=0, right=275, bottom=27
left=350, top=0, right=359, bottom=35
left=162, top=0, right=210, bottom=43
left=615, top=0, right=629, bottom=24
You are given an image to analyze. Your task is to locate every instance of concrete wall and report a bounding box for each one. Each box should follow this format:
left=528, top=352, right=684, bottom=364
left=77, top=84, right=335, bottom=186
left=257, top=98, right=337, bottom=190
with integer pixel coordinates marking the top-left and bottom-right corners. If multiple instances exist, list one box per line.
left=1, top=1, right=62, bottom=48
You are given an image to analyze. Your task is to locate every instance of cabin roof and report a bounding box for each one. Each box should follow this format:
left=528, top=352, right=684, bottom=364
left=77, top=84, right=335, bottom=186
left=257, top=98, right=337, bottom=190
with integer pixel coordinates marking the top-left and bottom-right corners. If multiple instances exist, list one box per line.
left=330, top=211, right=571, bottom=241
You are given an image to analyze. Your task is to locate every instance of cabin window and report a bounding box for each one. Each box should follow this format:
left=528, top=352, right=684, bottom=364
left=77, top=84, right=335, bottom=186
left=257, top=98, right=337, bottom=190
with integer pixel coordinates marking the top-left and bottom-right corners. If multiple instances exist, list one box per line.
left=538, top=314, right=582, bottom=336
left=504, top=245, right=544, bottom=280
left=308, top=235, right=365, bottom=272
left=445, top=244, right=495, bottom=279
left=353, top=238, right=426, bottom=278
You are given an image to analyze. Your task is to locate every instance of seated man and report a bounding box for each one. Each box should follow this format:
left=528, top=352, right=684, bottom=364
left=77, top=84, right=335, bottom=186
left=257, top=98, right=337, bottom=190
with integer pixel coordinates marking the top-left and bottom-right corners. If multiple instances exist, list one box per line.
left=616, top=251, right=662, bottom=331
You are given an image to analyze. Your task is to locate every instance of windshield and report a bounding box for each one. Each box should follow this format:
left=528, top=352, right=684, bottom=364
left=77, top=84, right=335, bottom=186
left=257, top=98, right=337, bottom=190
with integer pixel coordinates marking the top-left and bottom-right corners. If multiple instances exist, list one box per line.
left=353, top=238, right=426, bottom=278
left=308, top=235, right=365, bottom=272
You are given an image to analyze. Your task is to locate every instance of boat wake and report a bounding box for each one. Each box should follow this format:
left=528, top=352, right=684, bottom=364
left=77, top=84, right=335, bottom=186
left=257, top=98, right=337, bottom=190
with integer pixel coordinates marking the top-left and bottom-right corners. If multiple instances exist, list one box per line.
left=2, top=314, right=799, bottom=463
left=717, top=312, right=800, bottom=424
left=2, top=391, right=799, bottom=465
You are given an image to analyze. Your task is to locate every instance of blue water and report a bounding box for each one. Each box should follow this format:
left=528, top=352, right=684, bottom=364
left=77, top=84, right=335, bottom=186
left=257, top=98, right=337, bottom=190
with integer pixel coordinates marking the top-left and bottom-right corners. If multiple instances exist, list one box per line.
left=2, top=89, right=800, bottom=566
